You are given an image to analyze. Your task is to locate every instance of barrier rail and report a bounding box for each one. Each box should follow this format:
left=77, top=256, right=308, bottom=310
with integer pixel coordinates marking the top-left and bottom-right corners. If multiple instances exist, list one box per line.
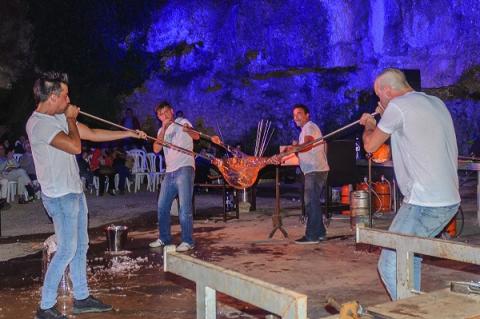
left=356, top=226, right=480, bottom=299
left=163, top=245, right=307, bottom=319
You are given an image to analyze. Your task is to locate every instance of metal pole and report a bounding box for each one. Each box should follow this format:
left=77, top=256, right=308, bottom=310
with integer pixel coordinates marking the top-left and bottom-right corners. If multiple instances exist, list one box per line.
left=368, top=154, right=373, bottom=228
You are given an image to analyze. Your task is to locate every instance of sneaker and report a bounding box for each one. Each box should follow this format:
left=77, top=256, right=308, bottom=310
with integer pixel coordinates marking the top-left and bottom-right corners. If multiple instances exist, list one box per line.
left=294, top=236, right=319, bottom=245
left=72, top=295, right=112, bottom=314
left=176, top=242, right=193, bottom=252
left=35, top=306, right=67, bottom=319
left=149, top=239, right=166, bottom=248
left=318, top=235, right=327, bottom=242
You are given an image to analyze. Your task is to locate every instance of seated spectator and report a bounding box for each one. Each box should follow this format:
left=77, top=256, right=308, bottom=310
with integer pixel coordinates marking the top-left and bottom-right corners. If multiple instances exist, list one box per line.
left=14, top=136, right=27, bottom=154
left=112, top=147, right=130, bottom=194
left=0, top=145, right=37, bottom=202
left=76, top=150, right=94, bottom=191
left=90, top=148, right=115, bottom=196
left=2, top=139, right=11, bottom=151
left=19, top=141, right=36, bottom=180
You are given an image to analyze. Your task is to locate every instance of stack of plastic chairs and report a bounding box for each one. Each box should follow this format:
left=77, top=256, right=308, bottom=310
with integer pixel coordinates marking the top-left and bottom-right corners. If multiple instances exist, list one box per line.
left=127, top=149, right=150, bottom=192
left=146, top=153, right=165, bottom=191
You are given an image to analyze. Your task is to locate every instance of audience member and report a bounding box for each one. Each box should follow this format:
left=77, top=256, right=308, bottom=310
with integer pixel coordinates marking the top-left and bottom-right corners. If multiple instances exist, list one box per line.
left=112, top=147, right=130, bottom=194
left=19, top=141, right=37, bottom=180
left=90, top=148, right=115, bottom=196
left=0, top=145, right=37, bottom=202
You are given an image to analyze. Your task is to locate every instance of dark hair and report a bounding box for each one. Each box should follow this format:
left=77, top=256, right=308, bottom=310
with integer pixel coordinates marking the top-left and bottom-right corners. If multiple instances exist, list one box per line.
left=292, top=104, right=309, bottom=115
left=33, top=71, right=69, bottom=104
left=155, top=100, right=172, bottom=113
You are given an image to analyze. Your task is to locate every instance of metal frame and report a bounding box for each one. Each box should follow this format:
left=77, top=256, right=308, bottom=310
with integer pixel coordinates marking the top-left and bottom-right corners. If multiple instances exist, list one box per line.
left=356, top=226, right=480, bottom=299
left=163, top=246, right=307, bottom=319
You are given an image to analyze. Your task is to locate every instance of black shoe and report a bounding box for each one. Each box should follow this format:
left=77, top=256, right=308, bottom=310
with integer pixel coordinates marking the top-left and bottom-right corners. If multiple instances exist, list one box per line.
left=35, top=306, right=67, bottom=319
left=294, top=236, right=319, bottom=245
left=108, top=190, right=116, bottom=196
left=318, top=235, right=327, bottom=242
left=73, top=295, right=113, bottom=314
left=25, top=184, right=35, bottom=197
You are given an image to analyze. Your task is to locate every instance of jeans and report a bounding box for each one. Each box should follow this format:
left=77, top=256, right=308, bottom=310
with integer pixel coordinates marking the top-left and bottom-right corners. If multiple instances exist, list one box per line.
left=378, top=202, right=459, bottom=300
left=157, top=166, right=194, bottom=245
left=40, top=192, right=90, bottom=309
left=304, top=171, right=328, bottom=240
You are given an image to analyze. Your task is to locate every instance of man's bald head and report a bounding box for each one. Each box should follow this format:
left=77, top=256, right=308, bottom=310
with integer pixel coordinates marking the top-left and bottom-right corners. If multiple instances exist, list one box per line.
left=374, top=68, right=414, bottom=109
left=375, top=68, right=412, bottom=91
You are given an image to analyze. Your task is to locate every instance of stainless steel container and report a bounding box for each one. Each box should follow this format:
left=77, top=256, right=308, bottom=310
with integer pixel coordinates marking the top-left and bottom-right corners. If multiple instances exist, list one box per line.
left=350, top=190, right=369, bottom=228
left=105, top=225, right=129, bottom=252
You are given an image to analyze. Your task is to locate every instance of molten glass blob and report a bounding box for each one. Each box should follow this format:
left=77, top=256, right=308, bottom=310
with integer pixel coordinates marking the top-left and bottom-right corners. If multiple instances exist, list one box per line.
left=372, top=143, right=391, bottom=163
left=213, top=156, right=270, bottom=189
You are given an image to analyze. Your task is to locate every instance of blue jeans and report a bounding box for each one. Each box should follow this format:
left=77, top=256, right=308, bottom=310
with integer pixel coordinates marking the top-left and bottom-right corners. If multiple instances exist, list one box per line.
left=40, top=192, right=90, bottom=309
left=378, top=202, right=459, bottom=300
left=304, top=171, right=328, bottom=240
left=157, top=166, right=194, bottom=245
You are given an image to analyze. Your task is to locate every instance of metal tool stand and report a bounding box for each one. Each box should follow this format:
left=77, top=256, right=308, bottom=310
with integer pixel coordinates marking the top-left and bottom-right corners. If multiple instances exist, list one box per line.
left=269, top=166, right=288, bottom=238
left=367, top=153, right=373, bottom=228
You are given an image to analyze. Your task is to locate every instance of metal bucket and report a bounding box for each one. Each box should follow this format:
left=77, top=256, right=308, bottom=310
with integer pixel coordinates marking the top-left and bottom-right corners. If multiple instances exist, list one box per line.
left=105, top=225, right=129, bottom=252
left=350, top=190, right=369, bottom=228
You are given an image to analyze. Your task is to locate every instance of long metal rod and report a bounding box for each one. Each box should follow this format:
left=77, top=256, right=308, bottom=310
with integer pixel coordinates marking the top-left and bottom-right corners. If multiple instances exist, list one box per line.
left=277, top=112, right=379, bottom=158
left=78, top=110, right=213, bottom=160
left=172, top=121, right=242, bottom=156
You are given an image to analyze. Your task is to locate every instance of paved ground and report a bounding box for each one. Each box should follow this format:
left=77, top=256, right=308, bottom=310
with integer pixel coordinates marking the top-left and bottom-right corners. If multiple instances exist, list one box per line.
left=1, top=180, right=480, bottom=318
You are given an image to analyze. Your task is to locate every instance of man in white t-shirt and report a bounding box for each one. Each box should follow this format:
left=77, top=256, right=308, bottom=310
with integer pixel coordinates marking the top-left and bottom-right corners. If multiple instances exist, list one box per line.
left=26, top=71, right=146, bottom=319
left=360, top=68, right=460, bottom=300
left=284, top=104, right=329, bottom=244
left=149, top=101, right=199, bottom=252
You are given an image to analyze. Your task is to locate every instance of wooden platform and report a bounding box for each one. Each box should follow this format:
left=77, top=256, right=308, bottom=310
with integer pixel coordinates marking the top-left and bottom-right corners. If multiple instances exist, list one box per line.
left=323, top=289, right=480, bottom=319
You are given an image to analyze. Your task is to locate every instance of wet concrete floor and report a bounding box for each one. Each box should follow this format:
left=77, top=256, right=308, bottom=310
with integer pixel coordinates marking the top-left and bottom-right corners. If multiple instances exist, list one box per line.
left=1, top=187, right=480, bottom=319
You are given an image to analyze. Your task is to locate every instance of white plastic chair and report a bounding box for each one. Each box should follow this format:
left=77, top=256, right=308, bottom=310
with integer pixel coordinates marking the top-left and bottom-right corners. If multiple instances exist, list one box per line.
left=146, top=153, right=165, bottom=192
left=6, top=181, right=17, bottom=203
left=127, top=149, right=150, bottom=192
left=114, top=173, right=131, bottom=193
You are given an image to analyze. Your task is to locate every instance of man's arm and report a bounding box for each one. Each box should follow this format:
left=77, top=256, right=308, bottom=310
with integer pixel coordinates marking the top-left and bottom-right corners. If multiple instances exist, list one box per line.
left=359, top=113, right=390, bottom=153
left=153, top=131, right=163, bottom=153
left=285, top=135, right=322, bottom=153
left=182, top=124, right=200, bottom=140
left=77, top=122, right=146, bottom=142
left=50, top=106, right=82, bottom=154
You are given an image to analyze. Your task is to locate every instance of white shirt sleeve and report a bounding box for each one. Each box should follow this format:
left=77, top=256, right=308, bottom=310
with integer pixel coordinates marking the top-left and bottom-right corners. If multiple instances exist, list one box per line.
left=32, top=119, right=64, bottom=145
left=377, top=103, right=403, bottom=135
left=303, top=122, right=320, bottom=138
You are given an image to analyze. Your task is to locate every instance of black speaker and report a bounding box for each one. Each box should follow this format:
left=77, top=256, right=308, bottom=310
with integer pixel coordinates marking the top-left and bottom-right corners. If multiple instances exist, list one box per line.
left=401, top=69, right=421, bottom=91
left=326, top=139, right=357, bottom=187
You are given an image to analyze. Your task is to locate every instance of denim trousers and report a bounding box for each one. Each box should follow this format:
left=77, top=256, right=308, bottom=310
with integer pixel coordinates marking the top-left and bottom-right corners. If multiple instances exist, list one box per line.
left=304, top=171, right=328, bottom=240
left=40, top=192, right=90, bottom=309
left=378, top=202, right=459, bottom=300
left=157, top=166, right=194, bottom=245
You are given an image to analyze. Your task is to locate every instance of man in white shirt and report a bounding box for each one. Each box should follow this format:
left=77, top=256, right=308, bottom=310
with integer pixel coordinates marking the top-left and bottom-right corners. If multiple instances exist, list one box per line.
left=149, top=101, right=199, bottom=252
left=360, top=68, right=460, bottom=300
left=27, top=71, right=146, bottom=319
left=285, top=104, right=329, bottom=244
